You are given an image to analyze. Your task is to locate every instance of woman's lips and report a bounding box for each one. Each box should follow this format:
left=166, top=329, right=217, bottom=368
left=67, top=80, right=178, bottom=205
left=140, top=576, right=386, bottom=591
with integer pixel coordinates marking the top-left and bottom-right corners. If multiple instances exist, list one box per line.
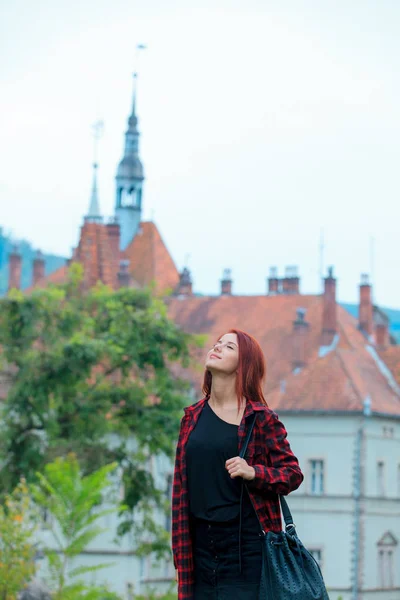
left=209, top=354, right=221, bottom=359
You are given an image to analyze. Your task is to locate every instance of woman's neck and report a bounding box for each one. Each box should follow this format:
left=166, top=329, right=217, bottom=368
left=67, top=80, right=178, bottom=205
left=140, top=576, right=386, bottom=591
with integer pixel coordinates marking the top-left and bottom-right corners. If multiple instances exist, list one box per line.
left=209, top=374, right=244, bottom=411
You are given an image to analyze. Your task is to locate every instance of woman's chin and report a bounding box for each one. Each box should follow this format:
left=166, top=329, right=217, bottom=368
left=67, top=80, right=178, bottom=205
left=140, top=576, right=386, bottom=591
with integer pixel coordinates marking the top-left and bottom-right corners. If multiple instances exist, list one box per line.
left=205, top=361, right=221, bottom=372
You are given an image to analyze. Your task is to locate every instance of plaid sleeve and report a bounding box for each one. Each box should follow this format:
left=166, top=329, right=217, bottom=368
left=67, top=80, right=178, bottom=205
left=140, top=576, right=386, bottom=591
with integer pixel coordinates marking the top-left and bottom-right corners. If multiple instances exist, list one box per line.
left=171, top=446, right=181, bottom=569
left=171, top=417, right=183, bottom=569
left=247, top=411, right=303, bottom=495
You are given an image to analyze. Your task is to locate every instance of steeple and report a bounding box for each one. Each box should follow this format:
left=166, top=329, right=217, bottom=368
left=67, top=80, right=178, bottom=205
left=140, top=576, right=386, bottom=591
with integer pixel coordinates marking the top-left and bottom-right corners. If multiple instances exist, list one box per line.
left=85, top=121, right=103, bottom=223
left=86, top=163, right=102, bottom=222
left=115, top=45, right=146, bottom=250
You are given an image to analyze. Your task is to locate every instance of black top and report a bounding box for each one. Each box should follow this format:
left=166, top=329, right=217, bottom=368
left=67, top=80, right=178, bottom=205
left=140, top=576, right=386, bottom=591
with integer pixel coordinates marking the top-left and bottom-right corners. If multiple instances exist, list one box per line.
left=186, top=401, right=255, bottom=523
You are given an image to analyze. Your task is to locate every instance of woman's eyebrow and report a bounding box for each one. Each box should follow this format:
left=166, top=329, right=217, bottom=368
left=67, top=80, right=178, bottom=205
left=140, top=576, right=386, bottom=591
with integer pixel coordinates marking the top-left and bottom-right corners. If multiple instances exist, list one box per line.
left=219, top=340, right=238, bottom=347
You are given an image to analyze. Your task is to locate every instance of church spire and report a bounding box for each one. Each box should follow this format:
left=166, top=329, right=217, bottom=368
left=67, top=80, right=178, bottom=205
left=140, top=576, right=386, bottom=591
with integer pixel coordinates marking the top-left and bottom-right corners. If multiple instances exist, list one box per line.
left=87, top=162, right=101, bottom=221
left=131, top=72, right=138, bottom=120
left=115, top=44, right=146, bottom=250
left=86, top=121, right=104, bottom=223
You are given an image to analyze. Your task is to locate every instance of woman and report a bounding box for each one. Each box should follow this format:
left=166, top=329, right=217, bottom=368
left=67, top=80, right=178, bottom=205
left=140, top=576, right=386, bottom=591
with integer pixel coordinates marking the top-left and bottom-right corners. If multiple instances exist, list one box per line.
left=172, top=329, right=303, bottom=600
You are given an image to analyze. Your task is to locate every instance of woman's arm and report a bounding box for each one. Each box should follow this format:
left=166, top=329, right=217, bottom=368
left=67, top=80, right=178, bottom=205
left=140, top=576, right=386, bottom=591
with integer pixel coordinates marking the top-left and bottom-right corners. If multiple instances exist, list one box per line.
left=171, top=451, right=181, bottom=570
left=171, top=416, right=185, bottom=570
left=247, top=411, right=303, bottom=495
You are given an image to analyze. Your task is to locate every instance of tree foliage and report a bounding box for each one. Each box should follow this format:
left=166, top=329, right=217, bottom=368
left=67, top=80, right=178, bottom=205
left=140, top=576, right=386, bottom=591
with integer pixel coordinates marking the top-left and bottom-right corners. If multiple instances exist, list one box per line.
left=30, top=454, right=123, bottom=600
left=0, top=479, right=37, bottom=600
left=0, top=265, right=196, bottom=553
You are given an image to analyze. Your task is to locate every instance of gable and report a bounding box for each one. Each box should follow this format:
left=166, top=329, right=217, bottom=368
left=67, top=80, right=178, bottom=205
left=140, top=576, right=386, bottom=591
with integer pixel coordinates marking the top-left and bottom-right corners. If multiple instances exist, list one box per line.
left=124, top=221, right=179, bottom=293
left=377, top=531, right=398, bottom=547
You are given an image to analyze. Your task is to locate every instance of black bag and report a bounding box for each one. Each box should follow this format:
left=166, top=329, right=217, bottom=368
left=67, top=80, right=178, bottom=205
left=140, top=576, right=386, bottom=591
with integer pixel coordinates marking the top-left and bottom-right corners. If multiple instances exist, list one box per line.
left=240, top=415, right=330, bottom=600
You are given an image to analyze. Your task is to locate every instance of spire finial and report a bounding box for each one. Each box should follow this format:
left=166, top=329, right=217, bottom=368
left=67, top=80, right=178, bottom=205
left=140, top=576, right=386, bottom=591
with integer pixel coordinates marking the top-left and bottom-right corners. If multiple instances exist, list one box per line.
left=131, top=44, right=146, bottom=117
left=86, top=121, right=104, bottom=222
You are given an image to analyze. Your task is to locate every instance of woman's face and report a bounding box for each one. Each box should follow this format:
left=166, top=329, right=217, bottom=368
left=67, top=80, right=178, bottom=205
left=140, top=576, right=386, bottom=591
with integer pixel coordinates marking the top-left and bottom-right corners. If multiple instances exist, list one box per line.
left=205, top=333, right=239, bottom=375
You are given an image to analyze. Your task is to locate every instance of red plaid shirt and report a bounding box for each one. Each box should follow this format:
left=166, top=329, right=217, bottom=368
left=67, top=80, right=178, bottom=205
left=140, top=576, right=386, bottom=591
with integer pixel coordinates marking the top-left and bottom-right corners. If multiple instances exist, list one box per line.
left=171, top=397, right=304, bottom=599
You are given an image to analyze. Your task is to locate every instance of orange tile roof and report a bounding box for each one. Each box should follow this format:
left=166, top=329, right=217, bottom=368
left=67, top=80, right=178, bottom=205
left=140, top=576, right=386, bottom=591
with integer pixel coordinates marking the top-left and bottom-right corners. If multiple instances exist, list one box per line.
left=377, top=346, right=400, bottom=387
left=23, top=220, right=177, bottom=293
left=167, top=294, right=400, bottom=417
left=24, top=264, right=69, bottom=293
left=123, top=221, right=180, bottom=293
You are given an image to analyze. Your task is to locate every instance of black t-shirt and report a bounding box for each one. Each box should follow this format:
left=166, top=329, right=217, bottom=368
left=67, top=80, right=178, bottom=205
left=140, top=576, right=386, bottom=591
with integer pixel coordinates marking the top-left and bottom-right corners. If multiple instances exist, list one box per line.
left=185, top=401, right=256, bottom=523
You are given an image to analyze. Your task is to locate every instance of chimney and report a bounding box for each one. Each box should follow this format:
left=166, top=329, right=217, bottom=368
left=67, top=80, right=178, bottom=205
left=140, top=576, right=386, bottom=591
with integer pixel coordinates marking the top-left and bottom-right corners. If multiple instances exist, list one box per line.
left=8, top=245, right=22, bottom=291
left=106, top=218, right=121, bottom=261
left=33, top=250, right=45, bottom=286
left=321, top=266, right=337, bottom=346
left=374, top=307, right=389, bottom=349
left=175, top=267, right=192, bottom=296
left=358, top=273, right=373, bottom=338
left=221, top=268, right=232, bottom=296
left=268, top=267, right=279, bottom=295
left=283, top=266, right=300, bottom=295
left=117, top=259, right=132, bottom=288
left=281, top=272, right=290, bottom=295
left=106, top=218, right=121, bottom=287
left=292, top=307, right=309, bottom=370
left=375, top=324, right=389, bottom=349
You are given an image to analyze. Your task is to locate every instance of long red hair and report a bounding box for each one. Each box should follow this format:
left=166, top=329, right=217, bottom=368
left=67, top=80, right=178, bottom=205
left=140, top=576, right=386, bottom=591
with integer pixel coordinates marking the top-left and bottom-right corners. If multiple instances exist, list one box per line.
left=202, top=328, right=268, bottom=411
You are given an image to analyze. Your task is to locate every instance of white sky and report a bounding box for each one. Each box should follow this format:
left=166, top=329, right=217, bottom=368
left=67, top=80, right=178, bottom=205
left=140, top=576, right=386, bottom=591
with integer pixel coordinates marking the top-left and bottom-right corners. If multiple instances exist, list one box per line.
left=1, top=0, right=400, bottom=306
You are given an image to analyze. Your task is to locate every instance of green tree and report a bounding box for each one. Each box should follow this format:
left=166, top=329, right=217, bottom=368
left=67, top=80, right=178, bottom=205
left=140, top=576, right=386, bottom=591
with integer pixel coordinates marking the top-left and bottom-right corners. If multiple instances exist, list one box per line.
left=0, top=479, right=37, bottom=600
left=0, top=265, right=197, bottom=555
left=31, top=454, right=122, bottom=599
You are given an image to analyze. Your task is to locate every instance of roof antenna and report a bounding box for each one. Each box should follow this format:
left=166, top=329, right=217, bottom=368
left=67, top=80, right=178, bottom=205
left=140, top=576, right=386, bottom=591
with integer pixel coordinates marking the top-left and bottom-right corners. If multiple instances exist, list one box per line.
left=319, top=228, right=325, bottom=293
left=370, top=235, right=375, bottom=304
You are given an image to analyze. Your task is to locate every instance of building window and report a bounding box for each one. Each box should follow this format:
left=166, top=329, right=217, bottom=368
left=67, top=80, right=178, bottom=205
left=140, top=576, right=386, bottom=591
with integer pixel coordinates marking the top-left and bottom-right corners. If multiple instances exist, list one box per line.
left=309, top=459, right=324, bottom=495
left=379, top=549, right=394, bottom=588
left=377, top=461, right=385, bottom=496
left=40, top=506, right=53, bottom=530
left=383, top=426, right=394, bottom=438
left=377, top=532, right=397, bottom=589
left=309, top=548, right=323, bottom=572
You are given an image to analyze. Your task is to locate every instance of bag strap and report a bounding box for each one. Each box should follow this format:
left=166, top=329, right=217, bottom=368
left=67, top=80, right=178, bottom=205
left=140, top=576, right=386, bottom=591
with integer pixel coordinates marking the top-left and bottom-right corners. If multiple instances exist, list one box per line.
left=280, top=495, right=295, bottom=532
left=239, top=413, right=257, bottom=460
left=240, top=413, right=296, bottom=534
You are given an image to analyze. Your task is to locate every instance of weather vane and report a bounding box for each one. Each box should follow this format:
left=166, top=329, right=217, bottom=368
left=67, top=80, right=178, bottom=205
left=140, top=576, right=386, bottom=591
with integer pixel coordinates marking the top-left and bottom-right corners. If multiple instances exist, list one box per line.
left=135, top=43, right=147, bottom=74
left=131, top=44, right=147, bottom=114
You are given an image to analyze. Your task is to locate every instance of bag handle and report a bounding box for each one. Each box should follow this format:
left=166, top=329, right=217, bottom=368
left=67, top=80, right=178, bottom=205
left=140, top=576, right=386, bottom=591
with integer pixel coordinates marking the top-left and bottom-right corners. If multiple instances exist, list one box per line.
left=240, top=413, right=296, bottom=534
left=239, top=413, right=257, bottom=460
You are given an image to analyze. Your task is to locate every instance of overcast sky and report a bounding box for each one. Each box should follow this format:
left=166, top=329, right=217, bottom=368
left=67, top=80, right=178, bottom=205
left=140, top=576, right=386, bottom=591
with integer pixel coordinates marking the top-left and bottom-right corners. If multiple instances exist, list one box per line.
left=1, top=0, right=400, bottom=306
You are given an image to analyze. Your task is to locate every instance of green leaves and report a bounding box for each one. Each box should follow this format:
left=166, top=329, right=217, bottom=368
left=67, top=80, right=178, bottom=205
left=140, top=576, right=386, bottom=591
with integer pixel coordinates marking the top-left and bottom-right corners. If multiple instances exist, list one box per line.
left=0, top=273, right=197, bottom=563
left=0, top=480, right=37, bottom=599
left=31, top=454, right=123, bottom=599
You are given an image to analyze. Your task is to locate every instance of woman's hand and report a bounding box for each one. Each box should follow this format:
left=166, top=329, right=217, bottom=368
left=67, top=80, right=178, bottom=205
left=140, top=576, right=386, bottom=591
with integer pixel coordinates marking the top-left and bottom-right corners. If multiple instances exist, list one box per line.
left=225, top=457, right=256, bottom=481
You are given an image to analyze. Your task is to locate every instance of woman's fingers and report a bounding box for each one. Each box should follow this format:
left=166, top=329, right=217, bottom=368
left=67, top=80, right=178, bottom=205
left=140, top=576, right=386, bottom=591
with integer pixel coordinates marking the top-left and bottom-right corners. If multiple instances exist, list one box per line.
left=225, top=457, right=254, bottom=480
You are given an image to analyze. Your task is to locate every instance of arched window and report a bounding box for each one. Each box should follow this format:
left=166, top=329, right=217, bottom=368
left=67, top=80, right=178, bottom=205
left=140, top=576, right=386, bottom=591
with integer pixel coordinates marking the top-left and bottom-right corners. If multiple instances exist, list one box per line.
left=377, top=532, right=397, bottom=588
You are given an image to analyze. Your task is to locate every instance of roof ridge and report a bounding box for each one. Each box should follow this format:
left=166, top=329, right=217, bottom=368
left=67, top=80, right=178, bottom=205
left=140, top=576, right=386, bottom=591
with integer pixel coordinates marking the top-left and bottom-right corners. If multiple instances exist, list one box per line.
left=366, top=344, right=400, bottom=398
left=335, top=347, right=364, bottom=408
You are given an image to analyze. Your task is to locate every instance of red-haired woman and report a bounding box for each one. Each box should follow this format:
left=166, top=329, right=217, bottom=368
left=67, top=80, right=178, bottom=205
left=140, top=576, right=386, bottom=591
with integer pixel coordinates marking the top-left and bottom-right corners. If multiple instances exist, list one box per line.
left=172, top=329, right=304, bottom=599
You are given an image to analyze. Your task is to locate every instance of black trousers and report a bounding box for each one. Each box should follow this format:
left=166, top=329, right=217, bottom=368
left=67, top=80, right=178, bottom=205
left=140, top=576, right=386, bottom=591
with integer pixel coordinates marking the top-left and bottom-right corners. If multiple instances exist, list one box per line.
left=192, top=515, right=263, bottom=599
